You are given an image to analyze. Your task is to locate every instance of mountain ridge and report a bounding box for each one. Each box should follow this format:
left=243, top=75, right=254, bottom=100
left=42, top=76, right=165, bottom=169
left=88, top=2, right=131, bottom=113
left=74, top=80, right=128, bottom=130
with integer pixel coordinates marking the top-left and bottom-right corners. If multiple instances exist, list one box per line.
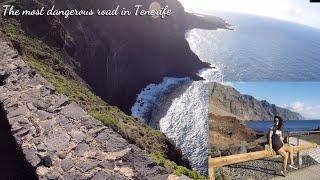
left=209, top=82, right=304, bottom=121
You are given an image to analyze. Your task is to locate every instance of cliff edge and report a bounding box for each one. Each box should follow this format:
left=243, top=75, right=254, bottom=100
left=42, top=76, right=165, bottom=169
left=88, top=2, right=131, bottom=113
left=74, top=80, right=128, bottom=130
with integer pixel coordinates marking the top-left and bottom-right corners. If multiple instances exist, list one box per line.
left=0, top=1, right=229, bottom=177
left=2, top=0, right=229, bottom=113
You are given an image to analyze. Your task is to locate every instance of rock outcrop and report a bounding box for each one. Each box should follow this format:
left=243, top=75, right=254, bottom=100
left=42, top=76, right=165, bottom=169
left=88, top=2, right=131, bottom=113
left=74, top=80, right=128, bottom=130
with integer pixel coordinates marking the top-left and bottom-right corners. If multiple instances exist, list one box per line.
left=209, top=82, right=304, bottom=121
left=0, top=38, right=173, bottom=179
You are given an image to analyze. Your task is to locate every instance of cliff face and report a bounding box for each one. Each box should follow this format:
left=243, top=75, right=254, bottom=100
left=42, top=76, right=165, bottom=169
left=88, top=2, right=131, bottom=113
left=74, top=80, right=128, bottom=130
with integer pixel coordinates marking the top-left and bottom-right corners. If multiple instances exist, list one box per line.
left=209, top=83, right=304, bottom=121
left=6, top=0, right=230, bottom=113
left=1, top=1, right=214, bottom=175
left=0, top=1, right=228, bottom=177
left=0, top=38, right=173, bottom=179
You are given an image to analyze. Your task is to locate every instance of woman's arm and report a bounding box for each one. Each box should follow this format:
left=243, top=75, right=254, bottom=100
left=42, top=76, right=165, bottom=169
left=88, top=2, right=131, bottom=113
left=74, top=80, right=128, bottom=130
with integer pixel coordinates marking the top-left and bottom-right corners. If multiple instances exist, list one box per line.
left=281, top=131, right=285, bottom=144
left=268, top=128, right=273, bottom=150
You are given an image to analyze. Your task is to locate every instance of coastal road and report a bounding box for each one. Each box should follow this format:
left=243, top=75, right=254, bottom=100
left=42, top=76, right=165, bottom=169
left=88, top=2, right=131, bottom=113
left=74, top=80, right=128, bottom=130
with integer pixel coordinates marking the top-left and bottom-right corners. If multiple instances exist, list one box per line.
left=270, top=164, right=320, bottom=180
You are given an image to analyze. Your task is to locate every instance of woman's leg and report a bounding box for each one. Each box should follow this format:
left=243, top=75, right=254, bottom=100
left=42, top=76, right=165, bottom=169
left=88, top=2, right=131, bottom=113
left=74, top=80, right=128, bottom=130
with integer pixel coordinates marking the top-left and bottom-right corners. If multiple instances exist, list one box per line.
left=277, top=148, right=288, bottom=172
left=283, top=145, right=294, bottom=165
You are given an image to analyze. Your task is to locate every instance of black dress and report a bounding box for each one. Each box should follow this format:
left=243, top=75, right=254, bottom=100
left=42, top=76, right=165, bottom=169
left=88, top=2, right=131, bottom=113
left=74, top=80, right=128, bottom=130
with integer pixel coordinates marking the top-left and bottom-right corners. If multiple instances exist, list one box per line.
left=271, top=125, right=283, bottom=152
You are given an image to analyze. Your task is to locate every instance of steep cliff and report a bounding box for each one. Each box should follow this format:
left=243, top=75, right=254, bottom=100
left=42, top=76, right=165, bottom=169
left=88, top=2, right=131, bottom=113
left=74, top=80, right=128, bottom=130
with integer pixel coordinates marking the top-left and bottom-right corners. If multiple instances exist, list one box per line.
left=3, top=0, right=228, bottom=113
left=0, top=0, right=228, bottom=177
left=0, top=16, right=205, bottom=180
left=209, top=82, right=304, bottom=121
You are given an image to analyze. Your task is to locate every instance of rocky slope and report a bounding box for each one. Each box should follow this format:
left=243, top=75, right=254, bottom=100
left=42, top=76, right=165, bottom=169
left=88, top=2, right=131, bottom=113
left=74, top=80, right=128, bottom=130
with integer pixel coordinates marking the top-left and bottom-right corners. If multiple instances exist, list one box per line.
left=0, top=37, right=176, bottom=179
left=209, top=82, right=304, bottom=121
left=5, top=0, right=228, bottom=114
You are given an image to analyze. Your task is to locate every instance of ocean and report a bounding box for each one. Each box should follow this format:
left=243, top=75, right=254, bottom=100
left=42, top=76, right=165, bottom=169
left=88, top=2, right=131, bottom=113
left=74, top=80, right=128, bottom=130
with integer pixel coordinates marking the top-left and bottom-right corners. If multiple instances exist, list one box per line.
left=246, top=120, right=320, bottom=133
left=130, top=12, right=320, bottom=175
left=131, top=78, right=209, bottom=175
left=187, top=12, right=320, bottom=81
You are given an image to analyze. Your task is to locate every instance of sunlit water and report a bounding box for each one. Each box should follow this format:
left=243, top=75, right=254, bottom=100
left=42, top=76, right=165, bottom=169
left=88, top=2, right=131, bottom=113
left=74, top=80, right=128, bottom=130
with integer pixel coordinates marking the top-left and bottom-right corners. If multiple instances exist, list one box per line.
left=188, top=12, right=320, bottom=81
left=246, top=120, right=320, bottom=133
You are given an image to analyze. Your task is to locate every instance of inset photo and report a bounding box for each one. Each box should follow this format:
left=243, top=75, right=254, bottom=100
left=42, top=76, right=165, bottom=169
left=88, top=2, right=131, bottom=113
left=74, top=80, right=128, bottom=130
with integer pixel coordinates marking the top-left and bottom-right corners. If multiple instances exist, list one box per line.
left=208, top=82, right=320, bottom=179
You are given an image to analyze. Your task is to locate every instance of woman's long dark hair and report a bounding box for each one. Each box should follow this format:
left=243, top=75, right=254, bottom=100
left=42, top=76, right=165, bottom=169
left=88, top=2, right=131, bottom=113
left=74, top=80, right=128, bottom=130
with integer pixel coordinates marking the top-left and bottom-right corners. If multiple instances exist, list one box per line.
left=274, top=115, right=284, bottom=131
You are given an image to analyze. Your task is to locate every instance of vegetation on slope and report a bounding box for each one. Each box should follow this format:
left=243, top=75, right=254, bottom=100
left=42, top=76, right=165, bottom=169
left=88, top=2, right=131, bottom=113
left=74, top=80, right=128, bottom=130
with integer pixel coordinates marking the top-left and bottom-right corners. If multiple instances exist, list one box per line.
left=0, top=8, right=205, bottom=179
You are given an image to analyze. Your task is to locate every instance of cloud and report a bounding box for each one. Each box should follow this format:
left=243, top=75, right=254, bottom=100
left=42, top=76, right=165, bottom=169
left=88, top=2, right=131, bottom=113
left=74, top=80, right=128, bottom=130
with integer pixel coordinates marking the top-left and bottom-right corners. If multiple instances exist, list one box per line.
left=178, top=0, right=320, bottom=29
left=283, top=102, right=320, bottom=119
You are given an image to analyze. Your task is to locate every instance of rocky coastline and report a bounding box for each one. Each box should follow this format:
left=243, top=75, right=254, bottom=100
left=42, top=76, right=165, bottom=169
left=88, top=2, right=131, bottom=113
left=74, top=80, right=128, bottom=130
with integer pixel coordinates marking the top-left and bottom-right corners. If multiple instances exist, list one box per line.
left=4, top=0, right=230, bottom=114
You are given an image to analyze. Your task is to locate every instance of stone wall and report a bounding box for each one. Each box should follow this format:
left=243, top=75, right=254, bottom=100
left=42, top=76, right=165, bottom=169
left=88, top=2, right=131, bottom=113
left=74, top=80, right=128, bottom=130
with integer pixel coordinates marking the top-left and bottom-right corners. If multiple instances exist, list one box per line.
left=0, top=98, right=38, bottom=179
left=0, top=37, right=172, bottom=179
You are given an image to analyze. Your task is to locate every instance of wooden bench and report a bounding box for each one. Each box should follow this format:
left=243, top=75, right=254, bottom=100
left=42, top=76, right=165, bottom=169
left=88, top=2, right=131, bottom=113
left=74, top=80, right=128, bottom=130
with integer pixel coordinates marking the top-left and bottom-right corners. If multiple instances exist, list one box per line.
left=208, top=143, right=318, bottom=180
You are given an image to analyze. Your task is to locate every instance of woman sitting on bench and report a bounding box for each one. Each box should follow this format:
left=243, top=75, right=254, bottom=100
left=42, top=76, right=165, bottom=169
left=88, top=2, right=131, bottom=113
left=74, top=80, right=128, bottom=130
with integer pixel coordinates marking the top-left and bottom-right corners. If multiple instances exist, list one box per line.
left=268, top=115, right=298, bottom=177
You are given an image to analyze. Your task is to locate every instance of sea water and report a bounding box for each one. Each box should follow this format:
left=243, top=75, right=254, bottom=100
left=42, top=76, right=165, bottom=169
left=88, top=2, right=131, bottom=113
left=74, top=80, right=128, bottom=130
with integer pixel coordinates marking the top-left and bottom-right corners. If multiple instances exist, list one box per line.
left=187, top=12, right=320, bottom=81
left=246, top=120, right=320, bottom=133
left=131, top=77, right=209, bottom=175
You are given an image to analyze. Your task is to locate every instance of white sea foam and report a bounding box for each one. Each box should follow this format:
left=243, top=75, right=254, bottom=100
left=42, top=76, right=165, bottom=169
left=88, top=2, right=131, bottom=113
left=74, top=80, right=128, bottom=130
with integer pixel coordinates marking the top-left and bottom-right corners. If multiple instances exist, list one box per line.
left=131, top=77, right=190, bottom=123
left=158, top=80, right=209, bottom=175
left=197, top=65, right=224, bottom=83
left=131, top=29, right=225, bottom=175
left=154, top=30, right=226, bottom=174
left=131, top=76, right=209, bottom=174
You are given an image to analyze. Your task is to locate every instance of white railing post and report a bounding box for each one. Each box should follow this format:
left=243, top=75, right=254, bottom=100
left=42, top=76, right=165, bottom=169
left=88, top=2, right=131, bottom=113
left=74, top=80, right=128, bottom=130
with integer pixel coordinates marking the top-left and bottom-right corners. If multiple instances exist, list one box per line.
left=297, top=136, right=303, bottom=166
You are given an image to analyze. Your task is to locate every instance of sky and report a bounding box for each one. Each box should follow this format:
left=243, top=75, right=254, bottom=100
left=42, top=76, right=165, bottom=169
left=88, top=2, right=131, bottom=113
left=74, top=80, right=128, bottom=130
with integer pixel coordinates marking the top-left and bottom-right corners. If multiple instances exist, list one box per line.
left=229, top=82, right=320, bottom=120
left=178, top=0, right=320, bottom=29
